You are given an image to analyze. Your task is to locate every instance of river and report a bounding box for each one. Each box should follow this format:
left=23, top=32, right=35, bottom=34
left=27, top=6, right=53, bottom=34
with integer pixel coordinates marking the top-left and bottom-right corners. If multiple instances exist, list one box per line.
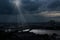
left=29, top=29, right=60, bottom=35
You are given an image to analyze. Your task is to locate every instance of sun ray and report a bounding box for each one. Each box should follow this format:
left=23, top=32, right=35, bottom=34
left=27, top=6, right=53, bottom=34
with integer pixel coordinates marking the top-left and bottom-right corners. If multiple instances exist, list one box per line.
left=9, top=0, right=26, bottom=25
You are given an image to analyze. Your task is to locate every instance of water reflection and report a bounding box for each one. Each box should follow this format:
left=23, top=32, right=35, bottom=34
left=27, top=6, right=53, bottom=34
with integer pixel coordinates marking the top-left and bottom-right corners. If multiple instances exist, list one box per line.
left=30, top=29, right=60, bottom=35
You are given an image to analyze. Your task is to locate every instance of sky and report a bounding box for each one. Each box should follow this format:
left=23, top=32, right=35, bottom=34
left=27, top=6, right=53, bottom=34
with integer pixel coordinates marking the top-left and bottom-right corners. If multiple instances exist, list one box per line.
left=0, top=0, right=60, bottom=23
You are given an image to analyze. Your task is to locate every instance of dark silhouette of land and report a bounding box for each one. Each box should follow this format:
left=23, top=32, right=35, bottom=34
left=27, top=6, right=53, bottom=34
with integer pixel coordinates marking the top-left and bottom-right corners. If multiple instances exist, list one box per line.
left=0, top=20, right=60, bottom=40
left=0, top=30, right=59, bottom=40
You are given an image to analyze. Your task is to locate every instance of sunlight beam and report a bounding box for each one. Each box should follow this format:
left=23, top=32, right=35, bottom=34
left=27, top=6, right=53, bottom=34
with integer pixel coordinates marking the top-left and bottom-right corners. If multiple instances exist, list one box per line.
left=9, top=0, right=26, bottom=25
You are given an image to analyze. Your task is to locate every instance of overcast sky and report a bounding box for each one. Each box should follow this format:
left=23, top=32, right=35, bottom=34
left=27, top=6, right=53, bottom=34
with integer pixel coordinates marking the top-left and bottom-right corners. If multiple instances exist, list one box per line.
left=0, top=0, right=60, bottom=23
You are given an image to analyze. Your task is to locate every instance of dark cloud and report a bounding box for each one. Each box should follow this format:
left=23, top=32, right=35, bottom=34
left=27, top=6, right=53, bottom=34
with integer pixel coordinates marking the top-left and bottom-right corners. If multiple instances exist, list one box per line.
left=0, top=0, right=60, bottom=14
left=21, top=0, right=60, bottom=14
left=21, top=0, right=41, bottom=14
left=20, top=0, right=60, bottom=22
left=0, top=0, right=60, bottom=23
left=0, top=0, right=17, bottom=15
left=0, top=15, right=17, bottom=23
left=1, top=0, right=60, bottom=14
left=47, top=0, right=60, bottom=11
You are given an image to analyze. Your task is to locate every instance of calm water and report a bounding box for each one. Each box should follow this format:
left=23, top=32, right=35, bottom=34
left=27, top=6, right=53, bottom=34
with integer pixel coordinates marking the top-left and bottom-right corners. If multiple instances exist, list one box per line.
left=29, top=29, right=60, bottom=35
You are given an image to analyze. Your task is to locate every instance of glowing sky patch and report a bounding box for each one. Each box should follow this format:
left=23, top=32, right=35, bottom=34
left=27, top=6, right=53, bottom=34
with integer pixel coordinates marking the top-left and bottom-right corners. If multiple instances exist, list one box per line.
left=31, top=0, right=34, bottom=1
left=13, top=0, right=20, bottom=7
left=38, top=11, right=60, bottom=17
left=10, top=0, right=22, bottom=7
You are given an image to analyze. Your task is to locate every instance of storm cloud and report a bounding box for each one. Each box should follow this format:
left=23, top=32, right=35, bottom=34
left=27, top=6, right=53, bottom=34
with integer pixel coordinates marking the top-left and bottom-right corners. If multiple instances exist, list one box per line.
left=21, top=0, right=60, bottom=13
left=0, top=0, right=60, bottom=23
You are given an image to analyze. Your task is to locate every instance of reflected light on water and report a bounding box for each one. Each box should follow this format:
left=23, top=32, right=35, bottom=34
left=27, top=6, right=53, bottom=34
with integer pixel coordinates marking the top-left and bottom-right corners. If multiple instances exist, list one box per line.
left=30, top=29, right=60, bottom=35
